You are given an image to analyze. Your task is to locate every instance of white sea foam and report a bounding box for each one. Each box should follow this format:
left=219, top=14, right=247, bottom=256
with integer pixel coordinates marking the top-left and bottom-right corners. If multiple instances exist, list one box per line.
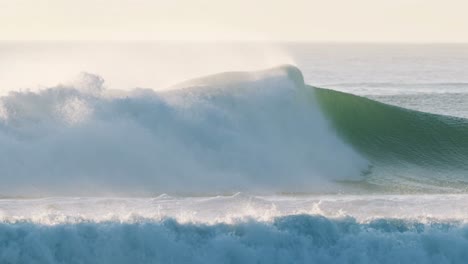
left=2, top=194, right=468, bottom=225
left=0, top=65, right=367, bottom=196
left=2, top=215, right=467, bottom=264
left=1, top=195, right=468, bottom=264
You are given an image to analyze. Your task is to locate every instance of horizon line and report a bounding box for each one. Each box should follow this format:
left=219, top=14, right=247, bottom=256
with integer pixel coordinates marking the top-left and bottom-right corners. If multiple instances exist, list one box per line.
left=1, top=39, right=468, bottom=45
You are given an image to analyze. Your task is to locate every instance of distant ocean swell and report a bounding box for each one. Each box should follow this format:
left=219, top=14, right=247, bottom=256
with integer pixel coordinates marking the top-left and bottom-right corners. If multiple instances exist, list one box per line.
left=1, top=215, right=468, bottom=264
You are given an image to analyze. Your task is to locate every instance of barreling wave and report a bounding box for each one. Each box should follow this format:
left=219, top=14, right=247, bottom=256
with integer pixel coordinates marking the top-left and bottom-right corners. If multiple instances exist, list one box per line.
left=0, top=65, right=467, bottom=195
left=2, top=215, right=468, bottom=264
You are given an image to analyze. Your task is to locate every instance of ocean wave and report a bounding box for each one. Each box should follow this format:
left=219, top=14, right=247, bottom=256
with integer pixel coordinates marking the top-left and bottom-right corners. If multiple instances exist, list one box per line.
left=1, top=214, right=467, bottom=264
left=314, top=87, right=468, bottom=192
left=0, top=65, right=467, bottom=195
left=0, top=66, right=366, bottom=196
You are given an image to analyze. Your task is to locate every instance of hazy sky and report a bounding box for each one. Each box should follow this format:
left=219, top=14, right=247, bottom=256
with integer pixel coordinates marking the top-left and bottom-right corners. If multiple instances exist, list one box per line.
left=1, top=0, right=467, bottom=42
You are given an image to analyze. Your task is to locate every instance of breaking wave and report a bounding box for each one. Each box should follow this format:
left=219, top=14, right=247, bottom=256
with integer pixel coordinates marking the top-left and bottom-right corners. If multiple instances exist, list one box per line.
left=2, top=215, right=468, bottom=264
left=0, top=65, right=467, bottom=195
left=0, top=66, right=367, bottom=196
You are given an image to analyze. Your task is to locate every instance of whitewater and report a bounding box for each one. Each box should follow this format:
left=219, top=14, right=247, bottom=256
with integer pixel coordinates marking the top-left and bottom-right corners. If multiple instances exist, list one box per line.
left=2, top=194, right=468, bottom=263
left=1, top=43, right=468, bottom=263
left=0, top=66, right=368, bottom=196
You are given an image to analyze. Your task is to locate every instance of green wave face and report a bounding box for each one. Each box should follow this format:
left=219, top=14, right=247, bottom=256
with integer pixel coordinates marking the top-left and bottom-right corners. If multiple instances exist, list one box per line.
left=312, top=86, right=468, bottom=193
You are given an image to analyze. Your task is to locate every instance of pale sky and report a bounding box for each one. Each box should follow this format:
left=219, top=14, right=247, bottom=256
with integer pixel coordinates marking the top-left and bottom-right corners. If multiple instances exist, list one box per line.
left=1, top=0, right=467, bottom=42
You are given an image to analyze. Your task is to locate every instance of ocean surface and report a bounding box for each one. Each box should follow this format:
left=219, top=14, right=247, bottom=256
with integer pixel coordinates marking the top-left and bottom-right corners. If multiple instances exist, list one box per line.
left=0, top=42, right=468, bottom=263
